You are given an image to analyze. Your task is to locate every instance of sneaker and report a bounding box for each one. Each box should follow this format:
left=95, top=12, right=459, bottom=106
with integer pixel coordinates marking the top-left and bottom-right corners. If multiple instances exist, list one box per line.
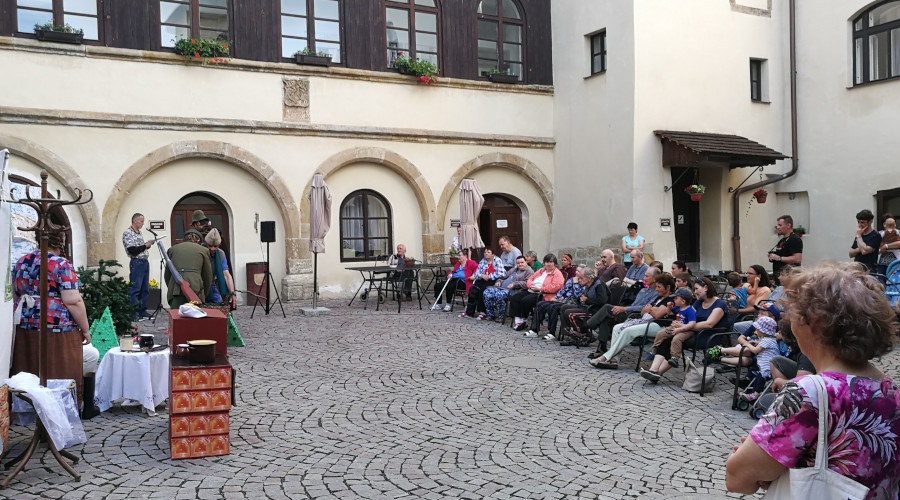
left=485, top=316, right=495, bottom=322
left=667, top=357, right=680, bottom=368
left=475, top=313, right=487, bottom=320
left=542, top=334, right=556, bottom=342
left=639, top=369, right=661, bottom=382
left=740, top=392, right=759, bottom=403
left=514, top=323, right=527, bottom=331
left=524, top=330, right=538, bottom=337
left=431, top=304, right=443, bottom=311
left=443, top=305, right=451, bottom=312
left=459, top=313, right=469, bottom=318
left=137, top=316, right=148, bottom=322
left=643, top=353, right=654, bottom=361
left=706, top=345, right=723, bottom=363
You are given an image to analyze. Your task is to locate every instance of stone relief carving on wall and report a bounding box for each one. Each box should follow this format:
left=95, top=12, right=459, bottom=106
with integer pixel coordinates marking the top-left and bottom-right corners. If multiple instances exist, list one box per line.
left=283, top=77, right=310, bottom=122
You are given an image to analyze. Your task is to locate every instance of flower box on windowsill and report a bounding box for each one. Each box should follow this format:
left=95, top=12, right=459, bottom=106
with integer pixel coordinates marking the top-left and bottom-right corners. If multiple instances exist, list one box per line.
left=488, top=73, right=519, bottom=84
left=295, top=54, right=332, bottom=67
left=34, top=29, right=84, bottom=44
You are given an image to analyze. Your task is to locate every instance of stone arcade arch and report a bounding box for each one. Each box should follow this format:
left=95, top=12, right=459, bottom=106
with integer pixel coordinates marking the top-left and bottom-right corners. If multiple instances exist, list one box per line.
left=436, top=152, right=554, bottom=231
left=102, top=140, right=301, bottom=279
left=0, top=134, right=101, bottom=263
left=302, top=147, right=439, bottom=259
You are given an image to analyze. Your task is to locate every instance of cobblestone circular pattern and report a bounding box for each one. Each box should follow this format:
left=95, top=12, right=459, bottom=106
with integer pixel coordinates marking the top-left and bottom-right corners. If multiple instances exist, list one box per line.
left=4, top=300, right=899, bottom=499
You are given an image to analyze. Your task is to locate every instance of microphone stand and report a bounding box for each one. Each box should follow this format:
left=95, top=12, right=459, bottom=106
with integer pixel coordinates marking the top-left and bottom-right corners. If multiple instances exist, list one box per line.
left=147, top=228, right=166, bottom=323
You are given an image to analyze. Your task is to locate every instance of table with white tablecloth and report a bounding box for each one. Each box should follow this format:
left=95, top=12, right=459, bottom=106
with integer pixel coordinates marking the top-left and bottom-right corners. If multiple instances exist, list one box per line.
left=94, top=347, right=169, bottom=414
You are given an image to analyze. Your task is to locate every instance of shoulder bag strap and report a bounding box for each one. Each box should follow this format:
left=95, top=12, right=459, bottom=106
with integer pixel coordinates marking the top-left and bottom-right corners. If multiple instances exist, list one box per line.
left=809, top=375, right=830, bottom=470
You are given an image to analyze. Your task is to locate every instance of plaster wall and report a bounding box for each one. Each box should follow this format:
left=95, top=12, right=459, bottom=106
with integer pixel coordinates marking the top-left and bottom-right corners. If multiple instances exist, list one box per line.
left=549, top=0, right=637, bottom=252
left=0, top=49, right=553, bottom=138
left=776, top=0, right=900, bottom=266
left=630, top=0, right=789, bottom=271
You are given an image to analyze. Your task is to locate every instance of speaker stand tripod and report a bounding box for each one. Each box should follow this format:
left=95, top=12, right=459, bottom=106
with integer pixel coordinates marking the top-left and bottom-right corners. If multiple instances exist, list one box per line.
left=250, top=240, right=285, bottom=318
left=150, top=241, right=166, bottom=323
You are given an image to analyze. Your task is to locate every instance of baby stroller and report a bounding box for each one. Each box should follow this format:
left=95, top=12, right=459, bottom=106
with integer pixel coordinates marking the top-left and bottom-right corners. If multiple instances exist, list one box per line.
left=734, top=365, right=771, bottom=418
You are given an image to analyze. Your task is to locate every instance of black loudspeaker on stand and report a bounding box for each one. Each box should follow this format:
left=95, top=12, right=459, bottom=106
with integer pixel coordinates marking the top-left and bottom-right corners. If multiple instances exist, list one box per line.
left=251, top=221, right=286, bottom=318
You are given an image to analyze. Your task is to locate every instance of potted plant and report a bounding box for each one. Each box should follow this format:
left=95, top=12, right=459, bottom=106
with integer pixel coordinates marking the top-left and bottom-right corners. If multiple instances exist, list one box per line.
left=173, top=37, right=230, bottom=65
left=753, top=188, right=768, bottom=204
left=484, top=68, right=519, bottom=84
left=393, top=51, right=438, bottom=85
left=684, top=184, right=706, bottom=202
left=294, top=47, right=332, bottom=67
left=147, top=278, right=162, bottom=311
left=33, top=22, right=84, bottom=44
left=794, top=225, right=806, bottom=237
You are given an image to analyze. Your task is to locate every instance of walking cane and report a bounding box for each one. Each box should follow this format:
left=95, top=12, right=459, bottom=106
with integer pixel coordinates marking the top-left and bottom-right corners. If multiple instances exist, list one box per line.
left=432, top=274, right=453, bottom=310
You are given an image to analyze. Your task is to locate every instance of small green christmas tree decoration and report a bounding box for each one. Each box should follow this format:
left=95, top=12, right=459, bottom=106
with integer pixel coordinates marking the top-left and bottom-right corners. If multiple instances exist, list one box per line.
left=91, top=307, right=119, bottom=361
left=227, top=313, right=244, bottom=347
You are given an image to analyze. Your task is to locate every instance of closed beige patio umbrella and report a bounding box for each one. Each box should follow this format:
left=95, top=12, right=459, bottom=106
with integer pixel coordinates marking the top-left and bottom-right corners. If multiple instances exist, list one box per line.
left=308, top=173, right=331, bottom=309
left=458, top=178, right=484, bottom=250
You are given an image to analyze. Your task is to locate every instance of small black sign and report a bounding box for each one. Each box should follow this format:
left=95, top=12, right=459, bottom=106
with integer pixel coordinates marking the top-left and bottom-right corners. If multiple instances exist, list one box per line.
left=149, top=220, right=165, bottom=231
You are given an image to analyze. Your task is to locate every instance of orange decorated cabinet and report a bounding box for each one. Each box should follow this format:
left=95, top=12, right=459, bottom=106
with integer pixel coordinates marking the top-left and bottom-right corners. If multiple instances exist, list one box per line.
left=169, top=354, right=232, bottom=459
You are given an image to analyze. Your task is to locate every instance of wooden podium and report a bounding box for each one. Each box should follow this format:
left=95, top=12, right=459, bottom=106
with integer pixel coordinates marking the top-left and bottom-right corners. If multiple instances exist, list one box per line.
left=167, top=309, right=228, bottom=355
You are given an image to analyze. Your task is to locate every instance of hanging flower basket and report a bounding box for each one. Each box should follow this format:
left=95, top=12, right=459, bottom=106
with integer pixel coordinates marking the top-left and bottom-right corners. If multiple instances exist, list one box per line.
left=753, top=188, right=768, bottom=204
left=684, top=184, right=706, bottom=202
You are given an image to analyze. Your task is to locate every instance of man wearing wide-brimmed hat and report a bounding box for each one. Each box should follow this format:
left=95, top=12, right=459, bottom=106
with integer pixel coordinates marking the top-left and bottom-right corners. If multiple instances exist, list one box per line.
left=191, top=209, right=212, bottom=237
left=165, top=229, right=212, bottom=308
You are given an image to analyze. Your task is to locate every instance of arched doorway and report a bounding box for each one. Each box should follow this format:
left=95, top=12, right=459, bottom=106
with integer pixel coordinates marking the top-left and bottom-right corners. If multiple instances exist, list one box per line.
left=170, top=192, right=231, bottom=265
left=479, top=194, right=523, bottom=251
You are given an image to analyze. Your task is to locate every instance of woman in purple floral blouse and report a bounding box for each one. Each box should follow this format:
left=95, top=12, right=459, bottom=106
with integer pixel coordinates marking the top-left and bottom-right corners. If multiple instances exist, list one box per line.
left=726, top=262, right=900, bottom=499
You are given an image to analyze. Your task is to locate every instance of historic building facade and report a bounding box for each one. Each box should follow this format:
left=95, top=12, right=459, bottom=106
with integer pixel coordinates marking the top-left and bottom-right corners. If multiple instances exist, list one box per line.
left=2, top=0, right=898, bottom=301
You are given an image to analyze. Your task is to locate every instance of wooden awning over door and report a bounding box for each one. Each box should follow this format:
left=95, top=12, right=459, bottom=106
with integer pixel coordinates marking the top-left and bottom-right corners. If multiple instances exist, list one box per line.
left=654, top=130, right=788, bottom=168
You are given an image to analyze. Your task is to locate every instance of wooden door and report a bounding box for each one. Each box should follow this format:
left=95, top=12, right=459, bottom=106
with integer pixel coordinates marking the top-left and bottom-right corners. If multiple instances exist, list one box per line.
left=479, top=194, right=523, bottom=252
left=671, top=167, right=700, bottom=262
left=170, top=193, right=232, bottom=268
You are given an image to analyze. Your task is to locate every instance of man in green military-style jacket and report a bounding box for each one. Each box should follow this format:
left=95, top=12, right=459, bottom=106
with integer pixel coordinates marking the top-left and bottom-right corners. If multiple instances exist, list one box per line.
left=165, top=229, right=213, bottom=308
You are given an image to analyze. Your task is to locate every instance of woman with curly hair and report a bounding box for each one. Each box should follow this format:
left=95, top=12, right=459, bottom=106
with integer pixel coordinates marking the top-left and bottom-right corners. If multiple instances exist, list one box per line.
left=726, top=262, right=900, bottom=498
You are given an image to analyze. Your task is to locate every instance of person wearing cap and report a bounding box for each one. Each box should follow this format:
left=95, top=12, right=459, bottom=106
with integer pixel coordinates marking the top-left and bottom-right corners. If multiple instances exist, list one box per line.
left=165, top=228, right=212, bottom=308
left=191, top=209, right=213, bottom=238
left=732, top=301, right=782, bottom=337
left=707, top=316, right=780, bottom=381
left=849, top=208, right=882, bottom=273
left=122, top=212, right=155, bottom=320
left=205, top=228, right=236, bottom=308
left=648, top=287, right=697, bottom=368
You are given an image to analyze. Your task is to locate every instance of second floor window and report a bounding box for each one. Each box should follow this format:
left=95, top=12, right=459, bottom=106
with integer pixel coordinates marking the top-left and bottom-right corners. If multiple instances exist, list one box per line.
left=160, top=0, right=229, bottom=48
left=281, top=0, right=342, bottom=62
left=590, top=31, right=606, bottom=75
left=386, top=0, right=440, bottom=68
left=853, top=0, right=900, bottom=85
left=477, top=0, right=524, bottom=81
left=16, top=0, right=100, bottom=40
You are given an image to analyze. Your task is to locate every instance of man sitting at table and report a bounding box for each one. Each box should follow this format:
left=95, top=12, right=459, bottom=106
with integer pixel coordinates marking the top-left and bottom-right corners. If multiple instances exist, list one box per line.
left=387, top=243, right=415, bottom=299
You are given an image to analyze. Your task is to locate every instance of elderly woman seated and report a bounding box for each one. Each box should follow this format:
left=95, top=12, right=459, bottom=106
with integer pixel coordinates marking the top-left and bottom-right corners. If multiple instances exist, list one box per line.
left=481, top=255, right=534, bottom=322
left=509, top=254, right=565, bottom=331
left=527, top=266, right=585, bottom=340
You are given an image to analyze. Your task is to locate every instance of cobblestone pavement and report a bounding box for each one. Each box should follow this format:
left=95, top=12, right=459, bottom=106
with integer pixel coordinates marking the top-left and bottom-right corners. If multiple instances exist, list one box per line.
left=4, top=299, right=899, bottom=499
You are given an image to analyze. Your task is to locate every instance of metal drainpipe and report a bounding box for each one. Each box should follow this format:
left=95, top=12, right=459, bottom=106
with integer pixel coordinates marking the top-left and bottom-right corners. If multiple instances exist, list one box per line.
left=731, top=0, right=800, bottom=271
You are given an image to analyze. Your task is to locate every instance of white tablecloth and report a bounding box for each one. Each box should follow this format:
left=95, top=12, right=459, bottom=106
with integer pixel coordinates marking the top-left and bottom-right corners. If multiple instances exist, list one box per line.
left=94, top=347, right=169, bottom=413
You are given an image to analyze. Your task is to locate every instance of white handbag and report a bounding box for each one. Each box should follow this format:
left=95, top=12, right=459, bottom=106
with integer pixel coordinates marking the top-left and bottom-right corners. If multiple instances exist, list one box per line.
left=763, top=375, right=869, bottom=500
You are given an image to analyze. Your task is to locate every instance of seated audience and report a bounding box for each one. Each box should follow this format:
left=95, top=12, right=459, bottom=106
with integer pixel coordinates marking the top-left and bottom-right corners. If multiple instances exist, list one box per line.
left=560, top=253, right=577, bottom=280
left=529, top=266, right=585, bottom=340
left=726, top=262, right=900, bottom=497
left=498, top=236, right=522, bottom=269
left=590, top=272, right=676, bottom=369
left=510, top=254, right=565, bottom=330
left=481, top=255, right=533, bottom=321
left=622, top=249, right=648, bottom=285
left=558, top=269, right=609, bottom=346
left=525, top=250, right=543, bottom=271
left=586, top=267, right=662, bottom=356
left=433, top=248, right=477, bottom=311
left=461, top=248, right=507, bottom=319
left=640, top=277, right=728, bottom=382
left=597, top=249, right=627, bottom=283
